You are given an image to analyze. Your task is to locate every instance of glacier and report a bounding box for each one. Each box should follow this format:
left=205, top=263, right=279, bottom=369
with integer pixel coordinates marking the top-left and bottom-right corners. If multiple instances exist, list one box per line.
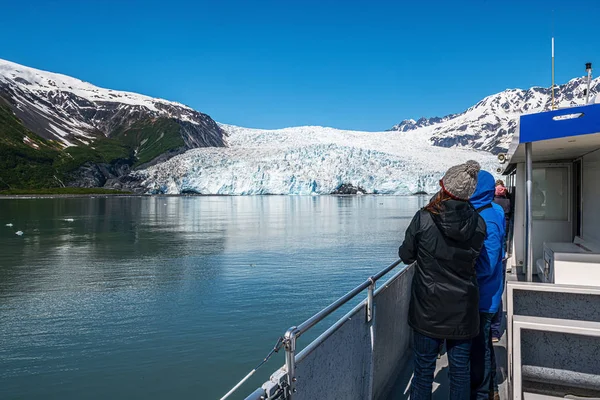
left=135, top=124, right=500, bottom=195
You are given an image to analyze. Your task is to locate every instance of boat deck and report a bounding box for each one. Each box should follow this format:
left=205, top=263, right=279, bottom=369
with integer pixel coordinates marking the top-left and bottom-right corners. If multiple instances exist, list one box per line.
left=386, top=269, right=518, bottom=399
left=385, top=331, right=508, bottom=399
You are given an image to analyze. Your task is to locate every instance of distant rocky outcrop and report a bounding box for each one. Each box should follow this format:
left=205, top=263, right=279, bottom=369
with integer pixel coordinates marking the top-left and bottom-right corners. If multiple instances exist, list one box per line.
left=332, top=183, right=366, bottom=195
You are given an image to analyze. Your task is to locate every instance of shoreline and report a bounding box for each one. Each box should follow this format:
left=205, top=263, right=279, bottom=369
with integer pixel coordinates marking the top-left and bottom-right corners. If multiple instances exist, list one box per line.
left=0, top=193, right=139, bottom=199
left=0, top=193, right=430, bottom=199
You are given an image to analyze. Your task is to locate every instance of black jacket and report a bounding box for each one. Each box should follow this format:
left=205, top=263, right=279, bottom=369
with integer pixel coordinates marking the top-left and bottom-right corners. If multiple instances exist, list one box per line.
left=399, top=200, right=486, bottom=340
left=493, top=195, right=511, bottom=221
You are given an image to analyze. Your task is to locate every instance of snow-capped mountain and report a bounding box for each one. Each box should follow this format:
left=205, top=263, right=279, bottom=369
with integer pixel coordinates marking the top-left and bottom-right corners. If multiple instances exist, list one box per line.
left=390, top=114, right=459, bottom=132
left=136, top=76, right=600, bottom=196
left=390, top=77, right=600, bottom=154
left=0, top=58, right=228, bottom=189
left=2, top=57, right=598, bottom=195
left=134, top=124, right=499, bottom=195
left=0, top=58, right=225, bottom=149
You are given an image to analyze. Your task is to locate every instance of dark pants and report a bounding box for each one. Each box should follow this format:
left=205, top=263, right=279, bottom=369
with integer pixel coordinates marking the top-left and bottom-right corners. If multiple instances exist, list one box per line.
left=491, top=302, right=502, bottom=338
left=470, top=312, right=495, bottom=400
left=490, top=306, right=501, bottom=394
left=492, top=262, right=507, bottom=339
left=411, top=330, right=471, bottom=400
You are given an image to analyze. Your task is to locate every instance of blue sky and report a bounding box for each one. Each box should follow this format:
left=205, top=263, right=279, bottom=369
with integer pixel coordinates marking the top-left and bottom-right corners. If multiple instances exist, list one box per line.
left=2, top=0, right=598, bottom=131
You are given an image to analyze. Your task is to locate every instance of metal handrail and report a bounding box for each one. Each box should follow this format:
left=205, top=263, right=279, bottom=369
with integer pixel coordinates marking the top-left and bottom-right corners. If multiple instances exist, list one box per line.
left=225, top=259, right=405, bottom=400
left=281, top=259, right=404, bottom=398
left=295, top=259, right=402, bottom=337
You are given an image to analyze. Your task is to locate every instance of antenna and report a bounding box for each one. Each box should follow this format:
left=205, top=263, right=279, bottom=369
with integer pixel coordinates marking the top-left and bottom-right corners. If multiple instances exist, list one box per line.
left=552, top=37, right=555, bottom=109
left=551, top=10, right=556, bottom=110
left=586, top=62, right=593, bottom=104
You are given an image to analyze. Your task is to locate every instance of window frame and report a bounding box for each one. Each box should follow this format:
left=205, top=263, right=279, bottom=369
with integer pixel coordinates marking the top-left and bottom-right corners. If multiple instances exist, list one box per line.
left=531, top=162, right=572, bottom=222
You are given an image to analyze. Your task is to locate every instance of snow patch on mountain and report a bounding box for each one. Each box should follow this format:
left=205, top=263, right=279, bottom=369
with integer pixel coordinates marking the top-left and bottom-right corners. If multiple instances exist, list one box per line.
left=390, top=77, right=600, bottom=154
left=0, top=58, right=225, bottom=149
left=0, top=58, right=191, bottom=112
left=135, top=125, right=499, bottom=195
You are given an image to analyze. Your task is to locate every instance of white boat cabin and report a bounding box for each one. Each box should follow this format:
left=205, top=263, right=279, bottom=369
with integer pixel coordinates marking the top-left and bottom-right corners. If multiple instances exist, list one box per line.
left=503, top=102, right=600, bottom=286
left=502, top=102, right=600, bottom=399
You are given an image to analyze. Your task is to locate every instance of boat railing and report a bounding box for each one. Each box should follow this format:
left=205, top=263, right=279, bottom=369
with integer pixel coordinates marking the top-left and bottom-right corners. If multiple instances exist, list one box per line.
left=282, top=259, right=403, bottom=396
left=242, top=259, right=415, bottom=400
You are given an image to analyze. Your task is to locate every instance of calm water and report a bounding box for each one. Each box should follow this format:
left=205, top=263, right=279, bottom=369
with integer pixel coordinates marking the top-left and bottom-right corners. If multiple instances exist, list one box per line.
left=0, top=196, right=424, bottom=400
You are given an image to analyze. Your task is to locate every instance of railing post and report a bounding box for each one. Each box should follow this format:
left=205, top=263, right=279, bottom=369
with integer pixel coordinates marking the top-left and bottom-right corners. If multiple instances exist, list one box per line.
left=366, top=277, right=376, bottom=399
left=525, top=142, right=533, bottom=282
left=284, top=327, right=299, bottom=398
left=367, top=277, right=375, bottom=323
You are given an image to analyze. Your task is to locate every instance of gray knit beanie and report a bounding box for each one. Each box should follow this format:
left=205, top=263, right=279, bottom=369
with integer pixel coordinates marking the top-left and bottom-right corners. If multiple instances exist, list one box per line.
left=440, top=160, right=481, bottom=201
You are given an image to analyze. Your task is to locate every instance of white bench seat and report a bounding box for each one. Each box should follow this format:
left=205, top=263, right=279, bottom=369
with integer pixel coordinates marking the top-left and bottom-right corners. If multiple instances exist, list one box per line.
left=512, top=315, right=600, bottom=400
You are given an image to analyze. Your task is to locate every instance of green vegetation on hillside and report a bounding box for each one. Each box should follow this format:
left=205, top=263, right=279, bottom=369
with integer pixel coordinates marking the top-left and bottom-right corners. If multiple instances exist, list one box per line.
left=0, top=103, right=131, bottom=190
left=0, top=187, right=132, bottom=195
left=62, top=138, right=132, bottom=172
left=0, top=101, right=187, bottom=190
left=0, top=103, right=64, bottom=189
left=113, top=118, right=184, bottom=166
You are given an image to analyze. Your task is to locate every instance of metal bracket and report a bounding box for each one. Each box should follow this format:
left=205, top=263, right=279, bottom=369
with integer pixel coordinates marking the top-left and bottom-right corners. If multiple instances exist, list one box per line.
left=283, top=327, right=299, bottom=398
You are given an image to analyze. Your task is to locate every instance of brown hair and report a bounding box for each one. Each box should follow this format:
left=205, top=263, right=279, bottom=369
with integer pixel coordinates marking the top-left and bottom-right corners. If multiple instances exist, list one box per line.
left=424, top=190, right=455, bottom=214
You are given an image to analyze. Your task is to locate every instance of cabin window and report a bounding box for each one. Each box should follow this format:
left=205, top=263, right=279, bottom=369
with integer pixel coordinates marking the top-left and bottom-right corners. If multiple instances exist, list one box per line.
left=532, top=167, right=569, bottom=221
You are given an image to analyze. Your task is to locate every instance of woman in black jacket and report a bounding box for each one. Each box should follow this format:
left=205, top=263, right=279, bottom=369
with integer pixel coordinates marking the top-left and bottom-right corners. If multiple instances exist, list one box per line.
left=399, top=160, right=486, bottom=400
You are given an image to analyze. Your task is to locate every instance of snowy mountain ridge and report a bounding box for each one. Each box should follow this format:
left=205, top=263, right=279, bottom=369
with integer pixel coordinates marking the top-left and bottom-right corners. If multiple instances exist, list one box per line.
left=138, top=75, right=600, bottom=195
left=1, top=57, right=597, bottom=194
left=0, top=58, right=191, bottom=112
left=390, top=76, right=600, bottom=154
left=0, top=58, right=225, bottom=149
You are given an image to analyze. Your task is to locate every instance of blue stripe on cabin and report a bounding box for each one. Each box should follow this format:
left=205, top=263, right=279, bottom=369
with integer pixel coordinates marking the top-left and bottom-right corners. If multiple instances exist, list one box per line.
left=519, top=103, right=600, bottom=143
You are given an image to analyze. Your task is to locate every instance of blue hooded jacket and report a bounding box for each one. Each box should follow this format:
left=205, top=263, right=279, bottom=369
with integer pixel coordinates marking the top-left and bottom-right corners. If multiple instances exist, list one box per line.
left=470, top=170, right=505, bottom=314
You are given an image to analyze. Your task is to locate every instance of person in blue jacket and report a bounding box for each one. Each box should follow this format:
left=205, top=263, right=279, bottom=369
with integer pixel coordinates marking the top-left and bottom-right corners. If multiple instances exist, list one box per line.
left=469, top=170, right=505, bottom=400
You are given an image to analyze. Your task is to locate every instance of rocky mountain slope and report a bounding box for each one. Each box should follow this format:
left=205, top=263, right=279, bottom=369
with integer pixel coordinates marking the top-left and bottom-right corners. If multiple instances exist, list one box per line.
left=0, top=58, right=226, bottom=189
left=390, top=77, right=600, bottom=154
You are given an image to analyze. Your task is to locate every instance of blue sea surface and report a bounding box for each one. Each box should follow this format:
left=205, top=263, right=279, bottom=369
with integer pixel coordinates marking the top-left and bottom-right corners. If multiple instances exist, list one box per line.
left=0, top=195, right=423, bottom=399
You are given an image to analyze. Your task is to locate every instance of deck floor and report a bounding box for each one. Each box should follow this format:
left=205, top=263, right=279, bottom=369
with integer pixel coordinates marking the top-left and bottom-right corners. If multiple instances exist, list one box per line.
left=385, top=268, right=518, bottom=399
left=385, top=332, right=508, bottom=399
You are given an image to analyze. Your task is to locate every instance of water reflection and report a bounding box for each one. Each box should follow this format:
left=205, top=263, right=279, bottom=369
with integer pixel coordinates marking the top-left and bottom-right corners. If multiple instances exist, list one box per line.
left=0, top=195, right=422, bottom=400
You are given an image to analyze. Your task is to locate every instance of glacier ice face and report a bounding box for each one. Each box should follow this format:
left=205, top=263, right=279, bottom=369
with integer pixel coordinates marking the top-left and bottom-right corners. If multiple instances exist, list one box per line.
left=135, top=125, right=499, bottom=195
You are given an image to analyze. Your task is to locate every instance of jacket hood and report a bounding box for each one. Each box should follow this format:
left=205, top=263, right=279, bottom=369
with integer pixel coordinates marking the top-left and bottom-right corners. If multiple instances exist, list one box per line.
left=470, top=170, right=496, bottom=210
left=431, top=200, right=480, bottom=242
